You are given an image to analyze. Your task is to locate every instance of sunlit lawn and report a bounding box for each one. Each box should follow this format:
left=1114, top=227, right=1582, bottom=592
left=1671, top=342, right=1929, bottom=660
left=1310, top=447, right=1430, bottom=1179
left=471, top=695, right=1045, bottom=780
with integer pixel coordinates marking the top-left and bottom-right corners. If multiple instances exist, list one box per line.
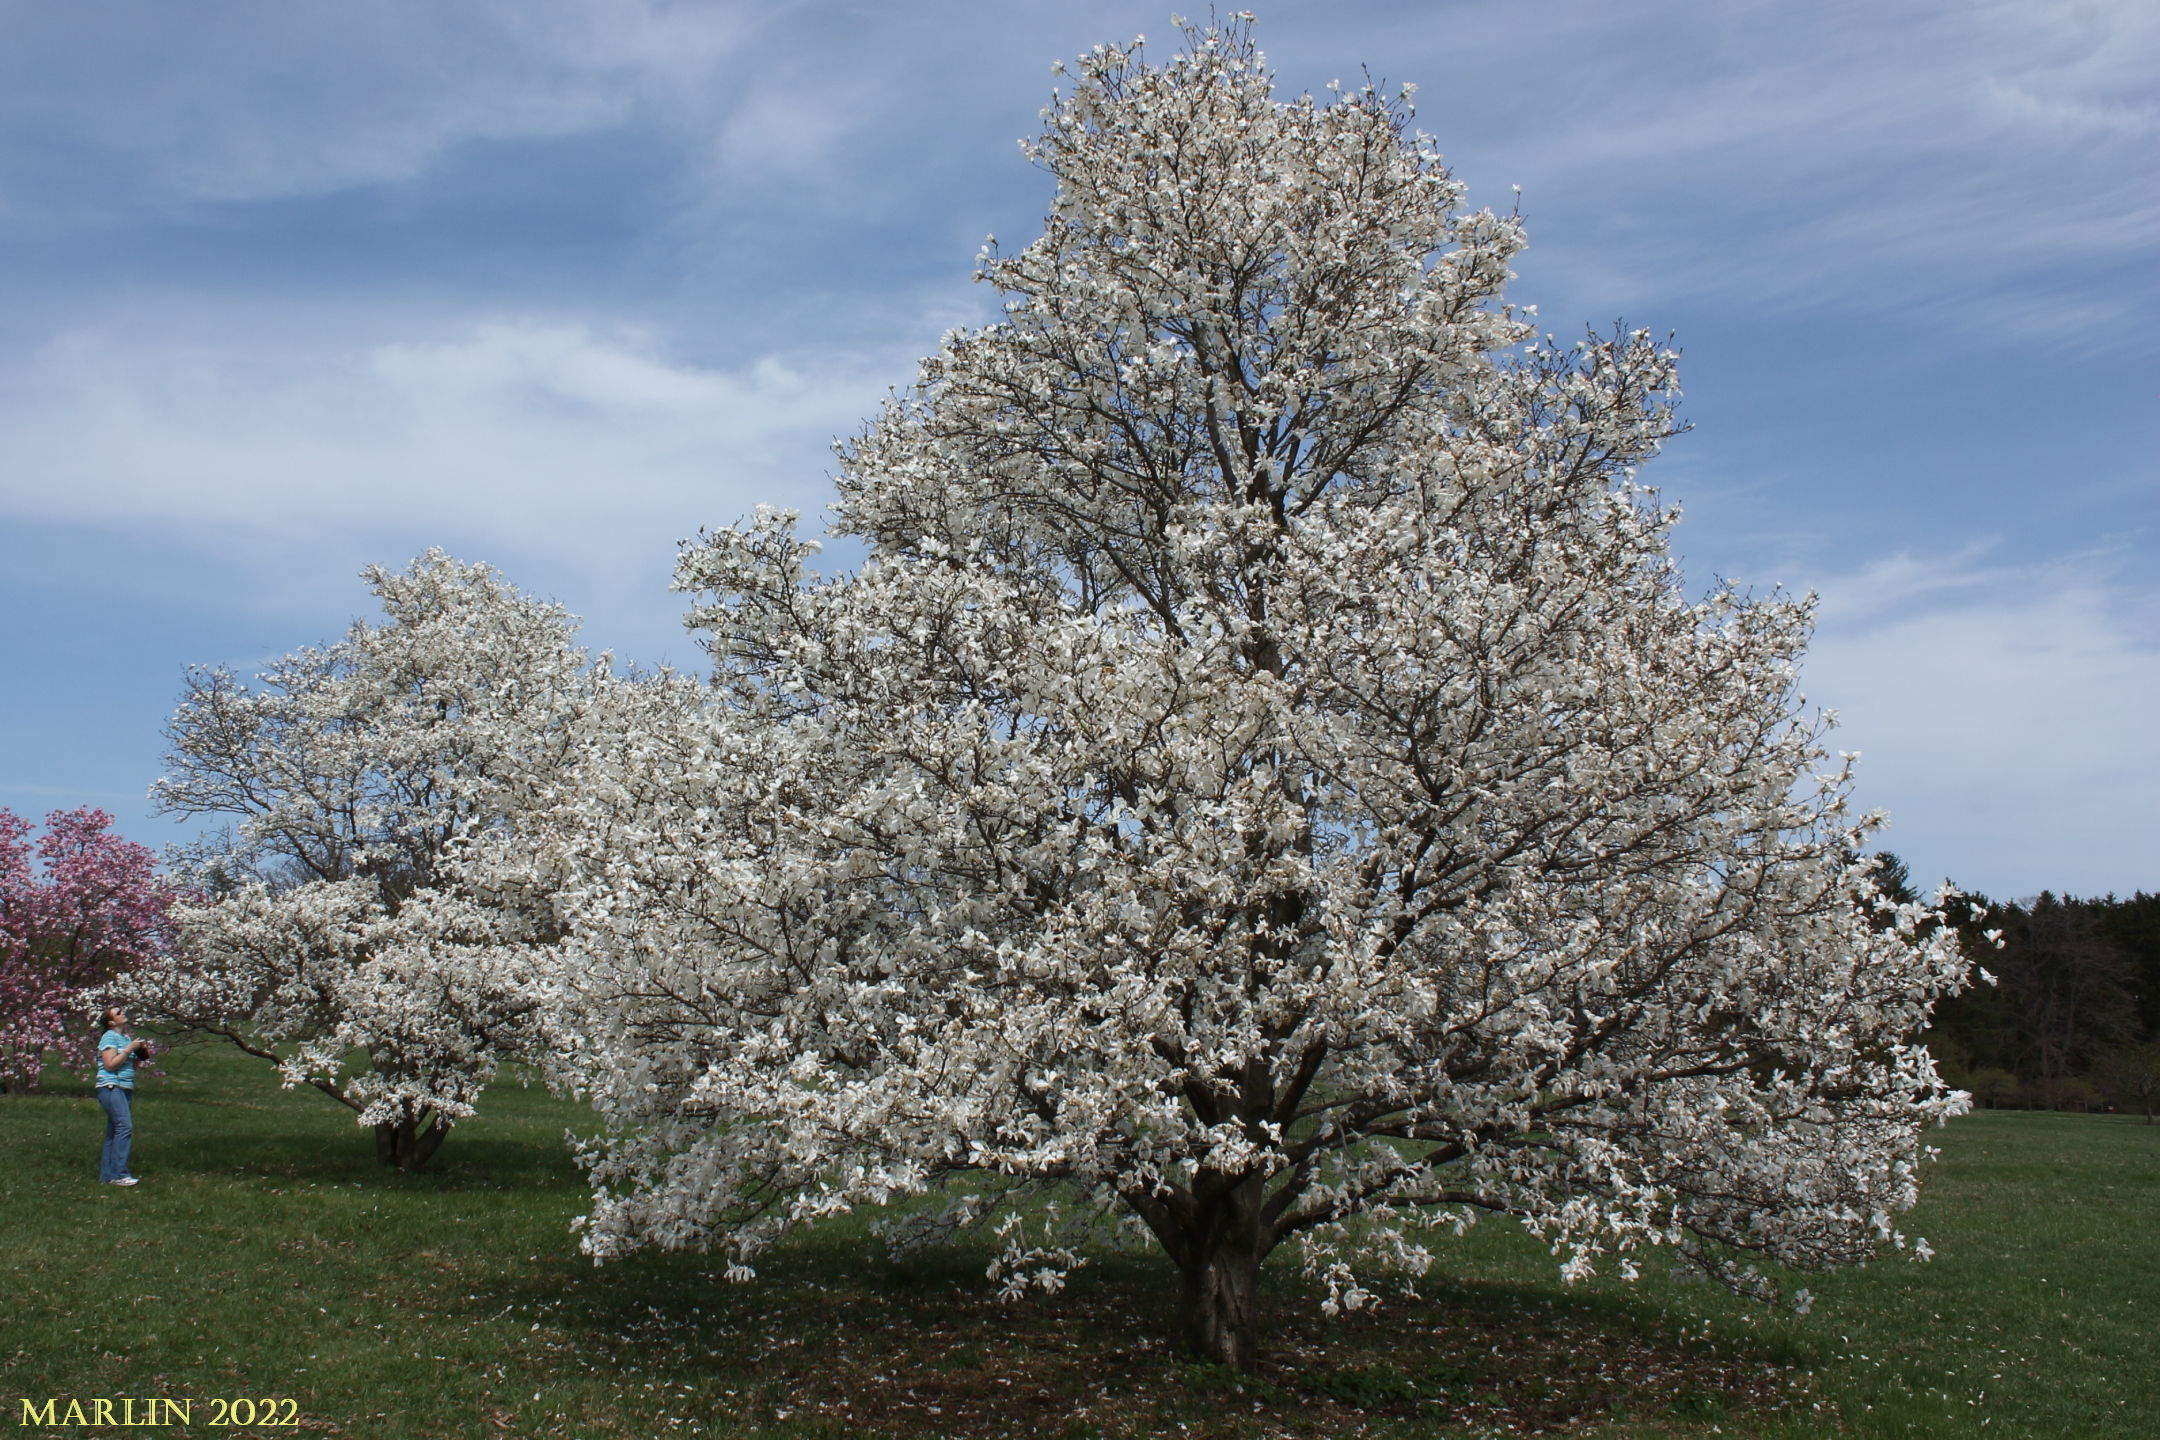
left=3, top=1041, right=2152, bottom=1438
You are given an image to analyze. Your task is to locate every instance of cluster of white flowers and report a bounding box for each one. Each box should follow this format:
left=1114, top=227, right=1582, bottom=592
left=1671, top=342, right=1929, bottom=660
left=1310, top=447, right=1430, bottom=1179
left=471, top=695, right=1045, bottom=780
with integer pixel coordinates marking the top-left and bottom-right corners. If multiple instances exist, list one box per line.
left=143, top=18, right=1972, bottom=1364
left=133, top=552, right=591, bottom=1169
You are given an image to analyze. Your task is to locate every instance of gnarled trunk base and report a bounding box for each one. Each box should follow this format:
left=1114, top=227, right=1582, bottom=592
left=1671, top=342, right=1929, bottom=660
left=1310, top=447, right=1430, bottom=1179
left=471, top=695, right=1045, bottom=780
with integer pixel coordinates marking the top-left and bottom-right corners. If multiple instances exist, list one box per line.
left=373, top=1117, right=448, bottom=1172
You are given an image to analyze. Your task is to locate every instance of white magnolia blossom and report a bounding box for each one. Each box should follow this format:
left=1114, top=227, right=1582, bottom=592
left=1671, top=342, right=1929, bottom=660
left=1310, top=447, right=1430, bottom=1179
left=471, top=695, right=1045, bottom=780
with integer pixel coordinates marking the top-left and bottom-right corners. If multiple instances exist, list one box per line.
left=134, top=552, right=587, bottom=1170
left=528, top=20, right=1971, bottom=1366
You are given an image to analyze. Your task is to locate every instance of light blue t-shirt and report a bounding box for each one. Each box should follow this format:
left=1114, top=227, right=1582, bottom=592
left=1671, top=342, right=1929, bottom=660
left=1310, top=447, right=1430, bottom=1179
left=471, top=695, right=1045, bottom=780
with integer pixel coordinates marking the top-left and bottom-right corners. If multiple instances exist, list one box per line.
left=96, top=1029, right=135, bottom=1088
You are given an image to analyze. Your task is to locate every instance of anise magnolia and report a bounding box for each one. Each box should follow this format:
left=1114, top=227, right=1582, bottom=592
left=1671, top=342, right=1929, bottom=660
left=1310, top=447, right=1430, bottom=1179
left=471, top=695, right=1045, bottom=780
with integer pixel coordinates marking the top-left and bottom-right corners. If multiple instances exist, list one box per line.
left=138, top=552, right=584, bottom=1170
left=552, top=22, right=1966, bottom=1366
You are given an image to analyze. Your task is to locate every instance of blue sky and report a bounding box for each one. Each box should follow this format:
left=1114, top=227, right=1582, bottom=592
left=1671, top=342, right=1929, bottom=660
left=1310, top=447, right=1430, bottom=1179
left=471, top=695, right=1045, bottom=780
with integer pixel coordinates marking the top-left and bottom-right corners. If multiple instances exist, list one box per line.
left=0, top=0, right=2153, bottom=899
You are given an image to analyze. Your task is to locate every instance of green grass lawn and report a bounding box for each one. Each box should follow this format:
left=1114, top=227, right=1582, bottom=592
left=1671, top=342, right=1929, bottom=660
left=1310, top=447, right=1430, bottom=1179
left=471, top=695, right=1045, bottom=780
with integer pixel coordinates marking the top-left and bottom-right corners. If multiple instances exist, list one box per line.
left=3, top=1041, right=2153, bottom=1438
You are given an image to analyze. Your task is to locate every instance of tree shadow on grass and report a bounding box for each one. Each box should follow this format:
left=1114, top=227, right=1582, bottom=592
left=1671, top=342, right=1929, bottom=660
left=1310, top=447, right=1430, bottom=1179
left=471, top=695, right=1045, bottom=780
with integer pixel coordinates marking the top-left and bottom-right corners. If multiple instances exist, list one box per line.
left=466, top=1230, right=1823, bottom=1439
left=22, top=1041, right=589, bottom=1191
left=113, top=1084, right=590, bottom=1194
left=141, top=1120, right=591, bottom=1196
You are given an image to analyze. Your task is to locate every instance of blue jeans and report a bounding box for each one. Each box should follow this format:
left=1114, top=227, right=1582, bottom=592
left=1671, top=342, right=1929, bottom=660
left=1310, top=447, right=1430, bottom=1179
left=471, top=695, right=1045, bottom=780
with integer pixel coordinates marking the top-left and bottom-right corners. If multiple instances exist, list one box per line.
left=97, top=1086, right=133, bottom=1182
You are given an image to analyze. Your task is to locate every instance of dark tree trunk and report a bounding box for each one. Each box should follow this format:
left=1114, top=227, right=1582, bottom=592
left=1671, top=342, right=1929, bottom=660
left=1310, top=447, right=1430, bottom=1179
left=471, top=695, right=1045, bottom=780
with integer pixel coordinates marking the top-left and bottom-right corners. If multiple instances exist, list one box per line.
left=1172, top=1175, right=1268, bottom=1370
left=1179, top=1237, right=1262, bottom=1369
left=372, top=1117, right=448, bottom=1172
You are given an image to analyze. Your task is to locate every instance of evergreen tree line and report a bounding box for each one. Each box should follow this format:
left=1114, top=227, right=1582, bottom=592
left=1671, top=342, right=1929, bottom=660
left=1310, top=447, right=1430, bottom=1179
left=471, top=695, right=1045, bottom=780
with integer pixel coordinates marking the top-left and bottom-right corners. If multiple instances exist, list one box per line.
left=1875, top=854, right=2160, bottom=1117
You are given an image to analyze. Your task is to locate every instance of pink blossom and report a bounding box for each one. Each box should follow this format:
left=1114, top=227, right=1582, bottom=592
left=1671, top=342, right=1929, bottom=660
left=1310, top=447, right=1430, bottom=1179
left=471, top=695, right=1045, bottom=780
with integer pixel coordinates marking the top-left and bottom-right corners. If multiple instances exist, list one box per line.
left=0, top=807, right=180, bottom=1087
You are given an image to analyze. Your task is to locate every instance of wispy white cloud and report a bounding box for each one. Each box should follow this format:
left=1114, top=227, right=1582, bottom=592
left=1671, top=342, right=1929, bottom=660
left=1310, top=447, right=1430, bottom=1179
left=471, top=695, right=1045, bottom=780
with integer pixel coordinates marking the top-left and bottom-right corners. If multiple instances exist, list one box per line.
left=1985, top=77, right=2160, bottom=142
left=8, top=1, right=2147, bottom=349
left=0, top=0, right=771, bottom=204
left=0, top=315, right=907, bottom=588
left=1406, top=0, right=2160, bottom=346
left=1804, top=549, right=2160, bottom=897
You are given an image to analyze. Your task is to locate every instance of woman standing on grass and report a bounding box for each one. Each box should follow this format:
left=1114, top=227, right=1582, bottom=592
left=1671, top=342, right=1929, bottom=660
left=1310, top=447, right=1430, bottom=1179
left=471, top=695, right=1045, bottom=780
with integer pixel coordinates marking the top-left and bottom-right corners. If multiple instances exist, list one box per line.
left=95, top=1004, right=150, bottom=1186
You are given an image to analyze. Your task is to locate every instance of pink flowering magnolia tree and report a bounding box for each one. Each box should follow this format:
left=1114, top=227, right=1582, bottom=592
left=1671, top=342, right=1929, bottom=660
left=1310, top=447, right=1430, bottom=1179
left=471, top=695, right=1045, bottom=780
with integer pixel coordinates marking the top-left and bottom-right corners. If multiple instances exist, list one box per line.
left=0, top=807, right=179, bottom=1088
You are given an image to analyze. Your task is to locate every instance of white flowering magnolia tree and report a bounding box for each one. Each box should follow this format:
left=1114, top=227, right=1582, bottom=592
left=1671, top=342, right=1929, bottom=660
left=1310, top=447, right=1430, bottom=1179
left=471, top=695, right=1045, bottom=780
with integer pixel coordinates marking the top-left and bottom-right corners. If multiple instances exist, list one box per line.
left=537, top=21, right=1970, bottom=1366
left=135, top=552, right=584, bottom=1170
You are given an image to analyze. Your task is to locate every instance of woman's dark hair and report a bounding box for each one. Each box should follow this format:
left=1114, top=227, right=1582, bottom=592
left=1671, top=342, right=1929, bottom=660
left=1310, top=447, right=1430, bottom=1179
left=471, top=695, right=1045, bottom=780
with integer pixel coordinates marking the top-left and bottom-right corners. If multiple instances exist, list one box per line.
left=97, top=1004, right=125, bottom=1036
